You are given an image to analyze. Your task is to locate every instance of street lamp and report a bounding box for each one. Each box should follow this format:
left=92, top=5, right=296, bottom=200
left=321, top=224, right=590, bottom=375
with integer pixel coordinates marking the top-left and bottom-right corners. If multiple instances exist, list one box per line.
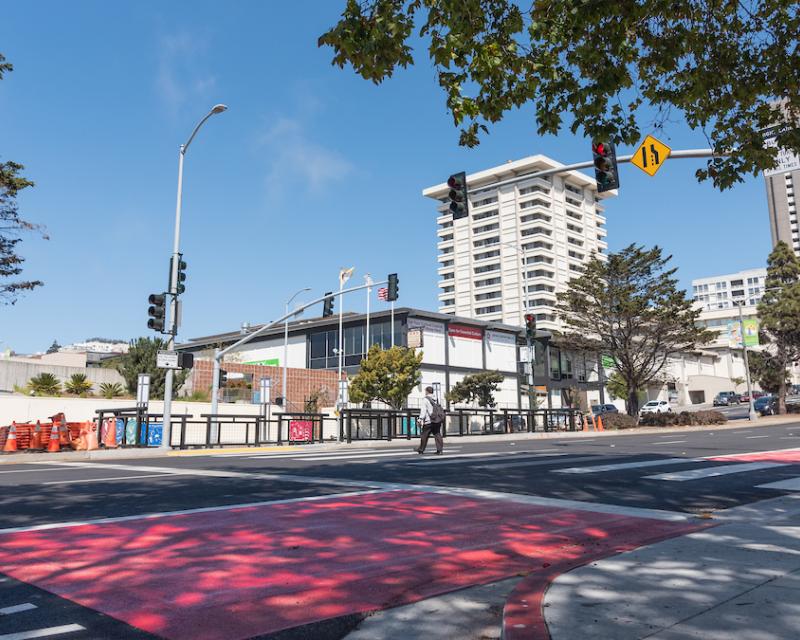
left=161, top=104, right=228, bottom=449
left=733, top=300, right=758, bottom=422
left=283, top=287, right=311, bottom=411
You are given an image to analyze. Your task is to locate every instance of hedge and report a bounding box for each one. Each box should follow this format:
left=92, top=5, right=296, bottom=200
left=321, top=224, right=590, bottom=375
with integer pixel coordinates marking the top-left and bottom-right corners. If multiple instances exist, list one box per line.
left=638, top=410, right=727, bottom=427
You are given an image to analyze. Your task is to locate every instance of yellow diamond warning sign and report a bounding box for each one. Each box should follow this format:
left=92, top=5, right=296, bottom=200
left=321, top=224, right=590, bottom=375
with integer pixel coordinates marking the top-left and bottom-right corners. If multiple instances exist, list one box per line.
left=631, top=135, right=671, bottom=176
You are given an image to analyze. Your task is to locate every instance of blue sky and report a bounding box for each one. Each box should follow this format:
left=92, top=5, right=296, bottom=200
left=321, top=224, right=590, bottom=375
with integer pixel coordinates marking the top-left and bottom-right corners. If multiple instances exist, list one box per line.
left=0, top=1, right=772, bottom=354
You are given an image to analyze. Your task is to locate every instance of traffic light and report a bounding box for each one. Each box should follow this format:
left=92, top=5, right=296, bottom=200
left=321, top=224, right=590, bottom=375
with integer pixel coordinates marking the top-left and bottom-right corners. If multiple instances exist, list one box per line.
left=170, top=254, right=187, bottom=295
left=592, top=142, right=620, bottom=193
left=387, top=273, right=399, bottom=301
left=524, top=313, right=537, bottom=341
left=446, top=171, right=469, bottom=220
left=322, top=292, right=334, bottom=317
left=219, top=369, right=228, bottom=387
left=147, top=293, right=166, bottom=332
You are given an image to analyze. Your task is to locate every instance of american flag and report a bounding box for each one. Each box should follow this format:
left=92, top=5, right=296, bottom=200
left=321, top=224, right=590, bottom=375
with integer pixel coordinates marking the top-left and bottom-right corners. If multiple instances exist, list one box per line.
left=377, top=287, right=389, bottom=301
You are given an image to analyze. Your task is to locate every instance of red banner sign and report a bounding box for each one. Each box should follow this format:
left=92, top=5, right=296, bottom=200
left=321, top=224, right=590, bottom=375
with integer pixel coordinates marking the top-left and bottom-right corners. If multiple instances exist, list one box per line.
left=289, top=420, right=313, bottom=442
left=448, top=324, right=483, bottom=340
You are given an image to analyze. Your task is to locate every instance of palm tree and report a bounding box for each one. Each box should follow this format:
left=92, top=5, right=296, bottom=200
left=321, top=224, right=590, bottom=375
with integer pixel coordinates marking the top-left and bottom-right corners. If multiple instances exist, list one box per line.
left=65, top=373, right=93, bottom=396
left=28, top=373, right=61, bottom=396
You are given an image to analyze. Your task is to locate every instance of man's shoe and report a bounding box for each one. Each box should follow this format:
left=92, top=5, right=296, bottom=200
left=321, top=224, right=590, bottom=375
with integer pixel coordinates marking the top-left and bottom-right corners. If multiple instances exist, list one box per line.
left=415, top=448, right=424, bottom=454
left=434, top=450, right=443, bottom=455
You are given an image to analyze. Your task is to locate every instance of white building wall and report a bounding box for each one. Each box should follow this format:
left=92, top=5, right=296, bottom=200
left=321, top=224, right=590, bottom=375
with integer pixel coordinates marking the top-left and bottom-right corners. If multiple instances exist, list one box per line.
left=226, top=335, right=306, bottom=368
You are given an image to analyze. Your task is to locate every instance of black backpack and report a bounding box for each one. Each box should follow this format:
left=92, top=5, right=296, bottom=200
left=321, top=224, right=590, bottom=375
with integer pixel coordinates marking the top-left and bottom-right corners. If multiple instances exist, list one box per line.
left=429, top=398, right=446, bottom=424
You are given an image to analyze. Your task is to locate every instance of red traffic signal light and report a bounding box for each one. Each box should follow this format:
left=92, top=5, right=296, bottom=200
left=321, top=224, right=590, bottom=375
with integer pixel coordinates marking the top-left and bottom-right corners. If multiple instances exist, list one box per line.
left=592, top=141, right=620, bottom=193
left=524, top=313, right=537, bottom=340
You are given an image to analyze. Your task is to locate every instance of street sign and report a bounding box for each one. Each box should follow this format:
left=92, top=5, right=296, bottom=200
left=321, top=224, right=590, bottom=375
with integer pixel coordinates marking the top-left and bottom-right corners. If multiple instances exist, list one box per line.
left=156, top=350, right=179, bottom=370
left=631, top=135, right=671, bottom=176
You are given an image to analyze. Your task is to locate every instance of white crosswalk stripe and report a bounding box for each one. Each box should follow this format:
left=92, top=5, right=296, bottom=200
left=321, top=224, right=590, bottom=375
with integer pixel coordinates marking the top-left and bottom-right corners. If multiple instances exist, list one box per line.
left=756, top=477, right=800, bottom=491
left=0, top=604, right=37, bottom=616
left=249, top=448, right=463, bottom=462
left=0, top=624, right=85, bottom=640
left=407, top=451, right=551, bottom=466
left=476, top=455, right=600, bottom=470
left=644, top=462, right=788, bottom=482
left=554, top=458, right=700, bottom=475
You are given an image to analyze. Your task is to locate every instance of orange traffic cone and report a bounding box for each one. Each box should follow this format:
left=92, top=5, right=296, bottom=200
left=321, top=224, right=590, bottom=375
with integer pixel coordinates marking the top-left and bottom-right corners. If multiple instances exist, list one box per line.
left=29, top=421, right=44, bottom=450
left=596, top=415, right=605, bottom=432
left=3, top=423, right=18, bottom=452
left=47, top=423, right=61, bottom=453
left=102, top=418, right=118, bottom=449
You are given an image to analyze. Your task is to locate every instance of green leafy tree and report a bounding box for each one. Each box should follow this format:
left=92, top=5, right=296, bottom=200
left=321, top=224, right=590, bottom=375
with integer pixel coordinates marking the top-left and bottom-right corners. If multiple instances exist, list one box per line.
left=99, top=382, right=124, bottom=399
left=605, top=371, right=645, bottom=412
left=747, top=350, right=788, bottom=396
left=65, top=373, right=93, bottom=396
left=349, top=345, right=423, bottom=409
left=446, top=370, right=504, bottom=408
left=320, top=2, right=800, bottom=189
left=28, top=372, right=61, bottom=396
left=1, top=54, right=46, bottom=304
left=757, top=241, right=800, bottom=413
left=556, top=244, right=712, bottom=416
left=116, top=337, right=188, bottom=398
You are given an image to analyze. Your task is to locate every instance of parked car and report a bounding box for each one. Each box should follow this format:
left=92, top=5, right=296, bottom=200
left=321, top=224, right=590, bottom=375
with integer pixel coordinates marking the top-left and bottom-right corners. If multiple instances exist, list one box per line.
left=640, top=400, right=672, bottom=415
left=713, top=391, right=740, bottom=406
left=492, top=415, right=527, bottom=432
left=752, top=391, right=767, bottom=400
left=739, top=392, right=750, bottom=403
left=754, top=395, right=776, bottom=416
left=591, top=404, right=619, bottom=418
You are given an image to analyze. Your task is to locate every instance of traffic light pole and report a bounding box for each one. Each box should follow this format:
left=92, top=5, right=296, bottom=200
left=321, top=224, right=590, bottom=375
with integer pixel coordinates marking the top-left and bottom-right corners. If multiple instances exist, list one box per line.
left=526, top=333, right=536, bottom=411
left=208, top=279, right=389, bottom=420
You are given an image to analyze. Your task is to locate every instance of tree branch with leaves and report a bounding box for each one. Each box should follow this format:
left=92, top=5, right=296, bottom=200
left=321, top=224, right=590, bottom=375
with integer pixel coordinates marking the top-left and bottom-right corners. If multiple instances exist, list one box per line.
left=348, top=345, right=423, bottom=410
left=321, top=1, right=800, bottom=189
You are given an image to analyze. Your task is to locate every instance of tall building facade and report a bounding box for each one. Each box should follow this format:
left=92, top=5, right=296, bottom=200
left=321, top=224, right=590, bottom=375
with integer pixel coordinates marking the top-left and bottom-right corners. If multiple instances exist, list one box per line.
left=764, top=168, right=800, bottom=257
left=422, top=155, right=613, bottom=330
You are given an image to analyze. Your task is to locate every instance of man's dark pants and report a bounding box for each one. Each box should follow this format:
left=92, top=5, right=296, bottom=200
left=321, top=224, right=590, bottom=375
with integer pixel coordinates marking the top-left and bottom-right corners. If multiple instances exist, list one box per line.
left=418, top=422, right=443, bottom=453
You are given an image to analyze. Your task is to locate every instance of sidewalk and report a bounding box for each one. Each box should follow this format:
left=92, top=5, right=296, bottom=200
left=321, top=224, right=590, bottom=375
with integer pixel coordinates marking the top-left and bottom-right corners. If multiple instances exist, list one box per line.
left=1, top=413, right=797, bottom=464
left=544, top=494, right=800, bottom=639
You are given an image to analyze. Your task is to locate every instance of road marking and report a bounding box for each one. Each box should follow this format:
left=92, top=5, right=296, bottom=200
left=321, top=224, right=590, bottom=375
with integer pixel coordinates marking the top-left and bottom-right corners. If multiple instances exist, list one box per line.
left=707, top=447, right=800, bottom=460
left=42, top=474, right=177, bottom=486
left=284, top=452, right=424, bottom=462
left=554, top=458, right=699, bottom=474
left=0, top=603, right=37, bottom=615
left=555, top=439, right=597, bottom=444
left=479, top=455, right=602, bottom=470
left=645, top=462, right=788, bottom=482
left=757, top=477, right=800, bottom=491
left=37, top=462, right=257, bottom=478
left=0, top=467, right=86, bottom=475
left=746, top=435, right=771, bottom=439
left=0, top=625, right=85, bottom=640
left=408, top=452, right=564, bottom=466
left=651, top=440, right=687, bottom=445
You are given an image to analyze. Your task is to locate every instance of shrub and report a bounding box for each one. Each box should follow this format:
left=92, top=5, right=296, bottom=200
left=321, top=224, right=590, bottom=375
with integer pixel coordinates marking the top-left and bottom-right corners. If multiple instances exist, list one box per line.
left=27, top=373, right=61, bottom=396
left=639, top=410, right=726, bottom=427
left=600, top=413, right=638, bottom=430
left=65, top=373, right=93, bottom=396
left=638, top=412, right=675, bottom=427
left=99, top=382, right=124, bottom=399
left=692, top=410, right=727, bottom=425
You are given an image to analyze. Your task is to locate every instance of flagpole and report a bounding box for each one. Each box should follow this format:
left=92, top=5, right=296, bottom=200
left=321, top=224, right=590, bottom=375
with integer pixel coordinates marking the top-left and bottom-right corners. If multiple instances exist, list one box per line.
left=365, top=274, right=371, bottom=354
left=338, top=275, right=344, bottom=388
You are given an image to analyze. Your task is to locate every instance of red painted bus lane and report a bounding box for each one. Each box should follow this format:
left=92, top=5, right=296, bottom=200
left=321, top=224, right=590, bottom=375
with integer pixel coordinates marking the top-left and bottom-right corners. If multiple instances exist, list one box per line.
left=0, top=490, right=702, bottom=640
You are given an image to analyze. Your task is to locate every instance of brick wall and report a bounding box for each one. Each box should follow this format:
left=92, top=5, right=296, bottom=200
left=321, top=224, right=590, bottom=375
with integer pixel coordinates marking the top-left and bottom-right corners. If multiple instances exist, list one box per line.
left=192, top=360, right=339, bottom=410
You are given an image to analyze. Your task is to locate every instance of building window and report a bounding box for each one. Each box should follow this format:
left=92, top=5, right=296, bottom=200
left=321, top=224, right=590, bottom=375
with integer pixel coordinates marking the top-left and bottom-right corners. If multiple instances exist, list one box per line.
left=442, top=272, right=454, bottom=280
left=474, top=236, right=500, bottom=248
left=440, top=246, right=453, bottom=254
left=441, top=298, right=455, bottom=307
left=475, top=290, right=502, bottom=301
left=520, top=212, right=552, bottom=224
left=528, top=283, right=555, bottom=293
left=473, top=208, right=499, bottom=221
left=439, top=260, right=454, bottom=268
left=439, top=234, right=453, bottom=242
left=471, top=196, right=498, bottom=207
left=732, top=289, right=744, bottom=297
left=569, top=263, right=584, bottom=272
left=520, top=198, right=551, bottom=209
left=522, top=240, right=553, bottom=251
left=730, top=279, right=742, bottom=287
left=440, top=285, right=455, bottom=293
left=567, top=237, right=584, bottom=246
left=519, top=184, right=549, bottom=195
left=474, top=263, right=501, bottom=274
left=475, top=276, right=502, bottom=287
left=476, top=304, right=502, bottom=315
left=566, top=210, right=582, bottom=220
left=525, top=254, right=554, bottom=265
left=521, top=226, right=552, bottom=237
left=474, top=249, right=501, bottom=261
left=566, top=223, right=583, bottom=234
left=564, top=184, right=583, bottom=196
left=568, top=250, right=584, bottom=260
left=439, top=221, right=453, bottom=230
left=526, top=269, right=554, bottom=279
left=473, top=222, right=500, bottom=234
left=565, top=196, right=582, bottom=208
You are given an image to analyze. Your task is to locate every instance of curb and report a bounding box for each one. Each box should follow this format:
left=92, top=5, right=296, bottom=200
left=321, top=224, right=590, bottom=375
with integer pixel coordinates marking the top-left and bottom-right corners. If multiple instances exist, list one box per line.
left=500, top=519, right=715, bottom=640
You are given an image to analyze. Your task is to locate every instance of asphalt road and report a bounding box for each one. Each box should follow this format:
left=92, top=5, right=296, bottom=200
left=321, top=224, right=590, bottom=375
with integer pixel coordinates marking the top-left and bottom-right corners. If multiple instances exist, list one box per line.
left=0, top=421, right=798, bottom=640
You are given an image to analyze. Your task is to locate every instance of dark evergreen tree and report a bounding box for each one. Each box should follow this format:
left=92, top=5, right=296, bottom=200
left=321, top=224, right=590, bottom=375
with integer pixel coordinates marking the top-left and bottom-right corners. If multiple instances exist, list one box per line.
left=556, top=245, right=712, bottom=416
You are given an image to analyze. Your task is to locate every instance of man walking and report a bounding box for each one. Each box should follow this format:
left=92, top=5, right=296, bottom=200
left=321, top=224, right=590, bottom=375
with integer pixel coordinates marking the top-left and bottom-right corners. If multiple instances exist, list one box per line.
left=417, top=386, right=444, bottom=455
